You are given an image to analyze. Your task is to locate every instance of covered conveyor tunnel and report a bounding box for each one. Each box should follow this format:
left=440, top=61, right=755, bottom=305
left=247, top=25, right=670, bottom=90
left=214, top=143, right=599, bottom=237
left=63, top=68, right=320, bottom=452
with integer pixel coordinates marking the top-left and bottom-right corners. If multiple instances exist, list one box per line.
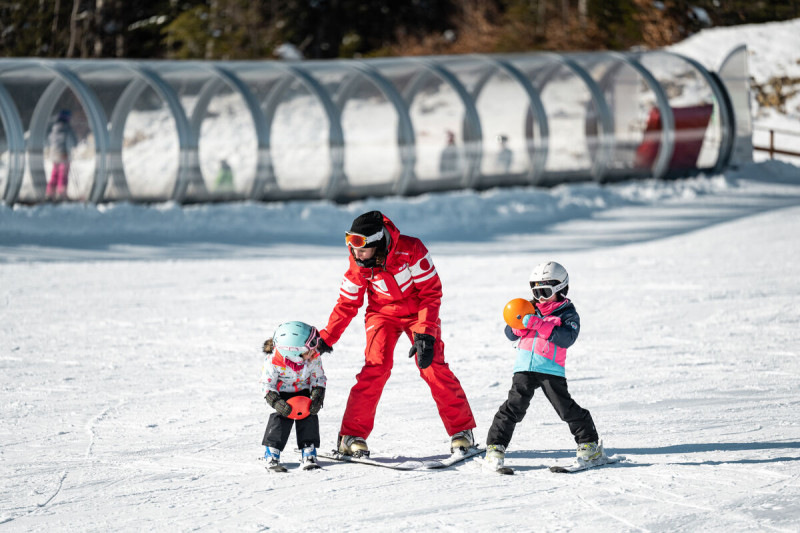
left=0, top=47, right=750, bottom=206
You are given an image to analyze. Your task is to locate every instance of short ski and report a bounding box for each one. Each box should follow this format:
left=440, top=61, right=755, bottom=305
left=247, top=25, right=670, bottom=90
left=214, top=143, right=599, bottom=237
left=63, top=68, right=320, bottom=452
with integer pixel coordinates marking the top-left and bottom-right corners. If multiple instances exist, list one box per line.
left=549, top=454, right=624, bottom=473
left=474, top=457, right=514, bottom=475
left=423, top=446, right=485, bottom=469
left=265, top=463, right=288, bottom=473
left=318, top=451, right=424, bottom=470
left=318, top=447, right=484, bottom=471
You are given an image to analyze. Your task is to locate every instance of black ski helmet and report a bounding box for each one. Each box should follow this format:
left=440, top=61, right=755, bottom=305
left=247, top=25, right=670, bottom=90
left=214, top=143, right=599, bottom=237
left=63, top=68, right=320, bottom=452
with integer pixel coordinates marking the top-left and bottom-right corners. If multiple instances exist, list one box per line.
left=347, top=210, right=388, bottom=267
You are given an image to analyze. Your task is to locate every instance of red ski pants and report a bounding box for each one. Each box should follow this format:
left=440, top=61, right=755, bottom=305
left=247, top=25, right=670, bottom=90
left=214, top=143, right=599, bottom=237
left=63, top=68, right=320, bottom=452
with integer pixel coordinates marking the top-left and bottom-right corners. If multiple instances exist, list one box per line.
left=339, top=313, right=475, bottom=439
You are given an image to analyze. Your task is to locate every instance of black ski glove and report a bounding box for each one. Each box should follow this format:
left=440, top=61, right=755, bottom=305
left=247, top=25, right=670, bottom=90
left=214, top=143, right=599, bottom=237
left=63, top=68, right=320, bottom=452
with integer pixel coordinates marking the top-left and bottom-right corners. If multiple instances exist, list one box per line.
left=317, top=338, right=333, bottom=354
left=408, top=333, right=435, bottom=370
left=309, top=387, right=325, bottom=415
left=265, top=390, right=291, bottom=417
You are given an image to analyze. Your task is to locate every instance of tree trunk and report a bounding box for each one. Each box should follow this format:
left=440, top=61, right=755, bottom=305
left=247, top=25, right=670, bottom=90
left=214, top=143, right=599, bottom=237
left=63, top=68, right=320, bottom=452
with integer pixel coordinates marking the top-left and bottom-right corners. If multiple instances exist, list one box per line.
left=578, top=0, right=587, bottom=29
left=52, top=0, right=61, bottom=53
left=94, top=0, right=105, bottom=57
left=67, top=0, right=80, bottom=57
left=536, top=0, right=547, bottom=38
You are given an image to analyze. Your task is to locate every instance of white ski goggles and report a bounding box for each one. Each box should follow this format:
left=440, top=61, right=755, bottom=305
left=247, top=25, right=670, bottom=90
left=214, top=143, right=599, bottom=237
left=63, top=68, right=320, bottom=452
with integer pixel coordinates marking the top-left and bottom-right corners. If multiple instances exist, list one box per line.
left=530, top=280, right=567, bottom=300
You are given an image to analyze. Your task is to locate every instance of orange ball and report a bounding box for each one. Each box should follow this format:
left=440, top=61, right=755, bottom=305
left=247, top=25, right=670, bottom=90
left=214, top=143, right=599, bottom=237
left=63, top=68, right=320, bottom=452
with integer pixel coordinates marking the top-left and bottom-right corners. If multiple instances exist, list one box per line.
left=503, top=298, right=536, bottom=329
left=286, top=396, right=312, bottom=420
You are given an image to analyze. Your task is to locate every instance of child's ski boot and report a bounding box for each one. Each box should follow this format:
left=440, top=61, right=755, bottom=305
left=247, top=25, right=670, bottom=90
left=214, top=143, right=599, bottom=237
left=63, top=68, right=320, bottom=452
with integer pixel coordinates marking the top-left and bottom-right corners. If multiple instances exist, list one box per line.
left=484, top=444, right=514, bottom=475
left=301, top=445, right=321, bottom=470
left=576, top=441, right=605, bottom=463
left=264, top=446, right=287, bottom=473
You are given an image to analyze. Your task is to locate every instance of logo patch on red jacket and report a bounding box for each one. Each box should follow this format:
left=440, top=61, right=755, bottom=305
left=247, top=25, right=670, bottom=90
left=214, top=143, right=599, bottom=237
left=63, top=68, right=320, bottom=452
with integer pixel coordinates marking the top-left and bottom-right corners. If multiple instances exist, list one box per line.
left=419, top=258, right=430, bottom=271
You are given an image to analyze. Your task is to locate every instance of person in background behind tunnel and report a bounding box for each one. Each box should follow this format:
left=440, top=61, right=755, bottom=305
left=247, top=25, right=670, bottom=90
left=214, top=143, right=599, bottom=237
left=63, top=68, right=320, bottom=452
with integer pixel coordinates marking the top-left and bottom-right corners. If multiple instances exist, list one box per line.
left=46, top=109, right=78, bottom=201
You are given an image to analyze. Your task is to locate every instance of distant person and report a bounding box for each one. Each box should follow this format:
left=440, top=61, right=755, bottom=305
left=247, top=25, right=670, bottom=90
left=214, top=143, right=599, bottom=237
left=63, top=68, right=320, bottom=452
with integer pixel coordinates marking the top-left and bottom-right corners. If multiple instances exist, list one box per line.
left=496, top=134, right=512, bottom=174
left=274, top=43, right=303, bottom=61
left=46, top=110, right=78, bottom=200
left=484, top=261, right=607, bottom=473
left=315, top=210, right=477, bottom=458
left=439, top=130, right=461, bottom=177
left=260, top=321, right=327, bottom=472
left=215, top=159, right=234, bottom=191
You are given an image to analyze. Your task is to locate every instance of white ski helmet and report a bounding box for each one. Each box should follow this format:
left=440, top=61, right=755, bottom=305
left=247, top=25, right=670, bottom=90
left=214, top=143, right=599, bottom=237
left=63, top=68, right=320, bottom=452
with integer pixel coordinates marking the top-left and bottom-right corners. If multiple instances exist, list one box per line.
left=272, top=321, right=319, bottom=363
left=529, top=261, right=569, bottom=300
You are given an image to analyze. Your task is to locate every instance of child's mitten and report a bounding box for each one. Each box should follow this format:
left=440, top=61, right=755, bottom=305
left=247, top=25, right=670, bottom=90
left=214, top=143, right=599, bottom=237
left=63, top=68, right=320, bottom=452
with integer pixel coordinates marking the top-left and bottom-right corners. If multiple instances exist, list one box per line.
left=265, top=390, right=292, bottom=417
left=309, top=387, right=326, bottom=415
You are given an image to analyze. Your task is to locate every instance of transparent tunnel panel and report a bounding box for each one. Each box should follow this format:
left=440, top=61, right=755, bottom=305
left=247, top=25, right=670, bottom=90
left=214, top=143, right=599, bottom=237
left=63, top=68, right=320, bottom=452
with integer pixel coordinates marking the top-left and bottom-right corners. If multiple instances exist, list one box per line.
left=718, top=46, right=752, bottom=167
left=408, top=70, right=468, bottom=181
left=509, top=56, right=596, bottom=179
left=121, top=86, right=180, bottom=200
left=338, top=72, right=400, bottom=187
left=637, top=52, right=722, bottom=173
left=71, top=63, right=147, bottom=201
left=197, top=86, right=257, bottom=198
left=474, top=68, right=533, bottom=180
left=575, top=54, right=656, bottom=178
left=271, top=80, right=330, bottom=191
left=0, top=65, right=96, bottom=203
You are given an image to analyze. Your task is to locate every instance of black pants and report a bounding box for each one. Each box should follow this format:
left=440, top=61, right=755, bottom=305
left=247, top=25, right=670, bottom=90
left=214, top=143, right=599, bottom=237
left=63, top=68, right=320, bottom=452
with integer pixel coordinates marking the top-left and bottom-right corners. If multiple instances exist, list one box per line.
left=261, top=391, right=320, bottom=451
left=486, top=371, right=598, bottom=448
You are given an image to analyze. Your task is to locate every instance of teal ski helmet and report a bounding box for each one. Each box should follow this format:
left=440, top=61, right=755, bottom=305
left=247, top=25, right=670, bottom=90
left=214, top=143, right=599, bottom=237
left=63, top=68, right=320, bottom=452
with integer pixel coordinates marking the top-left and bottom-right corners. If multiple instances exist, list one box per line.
left=272, top=321, right=319, bottom=362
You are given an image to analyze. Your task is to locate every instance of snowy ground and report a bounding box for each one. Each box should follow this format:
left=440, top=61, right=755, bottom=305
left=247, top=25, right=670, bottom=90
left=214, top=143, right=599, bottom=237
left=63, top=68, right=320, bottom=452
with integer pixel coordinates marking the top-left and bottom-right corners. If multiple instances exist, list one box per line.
left=3, top=18, right=800, bottom=533
left=1, top=157, right=800, bottom=531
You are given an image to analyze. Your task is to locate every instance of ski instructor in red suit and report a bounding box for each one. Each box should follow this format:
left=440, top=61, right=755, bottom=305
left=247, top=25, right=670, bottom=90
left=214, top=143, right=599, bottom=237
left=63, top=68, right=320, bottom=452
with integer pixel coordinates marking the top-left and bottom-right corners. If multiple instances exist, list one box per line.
left=316, top=210, right=476, bottom=457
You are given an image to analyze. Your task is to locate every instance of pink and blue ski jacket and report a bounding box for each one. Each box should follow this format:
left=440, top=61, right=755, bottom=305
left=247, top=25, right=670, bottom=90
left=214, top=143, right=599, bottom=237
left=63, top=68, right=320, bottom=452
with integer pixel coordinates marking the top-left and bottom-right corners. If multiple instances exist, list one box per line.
left=506, top=299, right=580, bottom=378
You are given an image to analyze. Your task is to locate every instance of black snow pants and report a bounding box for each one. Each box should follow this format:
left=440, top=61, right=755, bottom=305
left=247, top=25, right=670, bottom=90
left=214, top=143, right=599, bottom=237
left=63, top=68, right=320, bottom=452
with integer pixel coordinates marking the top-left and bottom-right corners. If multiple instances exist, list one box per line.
left=486, top=371, right=598, bottom=448
left=261, top=390, right=320, bottom=451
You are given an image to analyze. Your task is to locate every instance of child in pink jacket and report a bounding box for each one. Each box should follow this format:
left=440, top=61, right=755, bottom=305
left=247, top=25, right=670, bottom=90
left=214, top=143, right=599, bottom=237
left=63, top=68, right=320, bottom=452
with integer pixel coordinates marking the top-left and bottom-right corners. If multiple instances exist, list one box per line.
left=484, top=262, right=605, bottom=471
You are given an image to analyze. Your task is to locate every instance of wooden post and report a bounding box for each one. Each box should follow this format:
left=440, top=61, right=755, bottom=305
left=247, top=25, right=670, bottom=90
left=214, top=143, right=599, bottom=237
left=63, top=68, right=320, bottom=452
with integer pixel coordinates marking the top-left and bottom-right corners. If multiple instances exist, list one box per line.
left=769, top=129, right=775, bottom=159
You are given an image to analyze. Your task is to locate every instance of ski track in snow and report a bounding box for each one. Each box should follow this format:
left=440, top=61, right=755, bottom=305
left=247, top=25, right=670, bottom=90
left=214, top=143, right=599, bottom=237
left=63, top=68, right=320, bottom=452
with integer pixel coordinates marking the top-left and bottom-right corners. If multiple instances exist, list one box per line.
left=575, top=493, right=648, bottom=532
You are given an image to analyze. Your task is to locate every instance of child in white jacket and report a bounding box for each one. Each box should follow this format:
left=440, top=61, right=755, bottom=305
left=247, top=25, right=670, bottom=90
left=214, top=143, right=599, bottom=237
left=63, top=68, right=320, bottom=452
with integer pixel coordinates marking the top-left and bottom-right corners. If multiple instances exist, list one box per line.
left=260, top=321, right=327, bottom=471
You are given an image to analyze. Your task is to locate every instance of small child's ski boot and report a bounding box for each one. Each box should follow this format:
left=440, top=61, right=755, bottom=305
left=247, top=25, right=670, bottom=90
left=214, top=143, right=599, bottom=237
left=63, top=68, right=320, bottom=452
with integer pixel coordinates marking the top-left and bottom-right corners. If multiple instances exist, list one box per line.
left=264, top=446, right=287, bottom=473
left=338, top=435, right=369, bottom=457
left=576, top=440, right=605, bottom=463
left=450, top=429, right=474, bottom=453
left=484, top=444, right=514, bottom=475
left=301, top=445, right=321, bottom=470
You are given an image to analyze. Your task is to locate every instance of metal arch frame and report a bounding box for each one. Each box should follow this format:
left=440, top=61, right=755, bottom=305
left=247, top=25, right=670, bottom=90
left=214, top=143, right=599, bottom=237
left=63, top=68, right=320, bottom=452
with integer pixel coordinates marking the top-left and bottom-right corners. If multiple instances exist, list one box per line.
left=399, top=59, right=484, bottom=191
left=107, top=63, right=197, bottom=202
left=660, top=50, right=736, bottom=174
left=187, top=64, right=272, bottom=200
left=470, top=55, right=551, bottom=187
left=716, top=44, right=752, bottom=167
left=592, top=54, right=671, bottom=179
left=334, top=61, right=417, bottom=196
left=14, top=60, right=111, bottom=204
left=258, top=63, right=345, bottom=201
left=0, top=81, right=26, bottom=205
left=610, top=52, right=675, bottom=180
left=256, top=75, right=293, bottom=197
left=719, top=44, right=748, bottom=73
left=542, top=53, right=615, bottom=182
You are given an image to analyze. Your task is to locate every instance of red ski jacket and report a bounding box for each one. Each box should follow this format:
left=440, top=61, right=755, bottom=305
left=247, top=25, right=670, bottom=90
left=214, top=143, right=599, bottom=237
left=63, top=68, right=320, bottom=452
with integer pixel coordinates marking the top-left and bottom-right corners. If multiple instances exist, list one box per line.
left=320, top=215, right=442, bottom=346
